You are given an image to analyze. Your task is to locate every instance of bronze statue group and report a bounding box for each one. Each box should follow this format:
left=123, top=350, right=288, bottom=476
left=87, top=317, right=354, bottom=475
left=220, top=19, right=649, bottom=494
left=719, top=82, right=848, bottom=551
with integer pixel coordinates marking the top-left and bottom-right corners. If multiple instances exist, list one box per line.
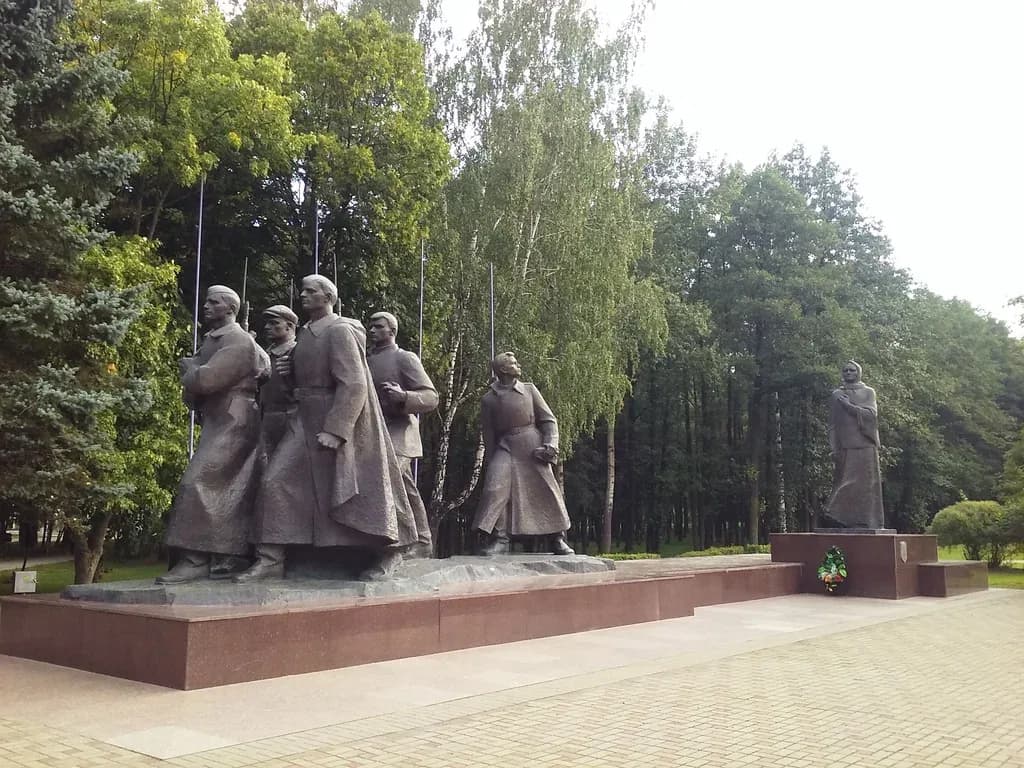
left=158, top=276, right=574, bottom=585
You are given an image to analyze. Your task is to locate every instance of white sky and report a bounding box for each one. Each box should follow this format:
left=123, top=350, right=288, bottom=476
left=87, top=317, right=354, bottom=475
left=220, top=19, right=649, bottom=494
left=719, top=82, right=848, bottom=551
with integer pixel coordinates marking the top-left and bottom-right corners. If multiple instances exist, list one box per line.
left=442, top=0, right=1024, bottom=330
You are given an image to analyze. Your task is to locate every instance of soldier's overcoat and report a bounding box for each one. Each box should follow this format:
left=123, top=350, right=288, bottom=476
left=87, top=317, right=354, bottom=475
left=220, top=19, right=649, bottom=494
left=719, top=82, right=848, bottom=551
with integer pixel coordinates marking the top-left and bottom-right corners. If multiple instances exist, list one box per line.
left=366, top=343, right=438, bottom=459
left=166, top=322, right=269, bottom=555
left=367, top=341, right=439, bottom=546
left=472, top=381, right=571, bottom=536
left=253, top=314, right=416, bottom=547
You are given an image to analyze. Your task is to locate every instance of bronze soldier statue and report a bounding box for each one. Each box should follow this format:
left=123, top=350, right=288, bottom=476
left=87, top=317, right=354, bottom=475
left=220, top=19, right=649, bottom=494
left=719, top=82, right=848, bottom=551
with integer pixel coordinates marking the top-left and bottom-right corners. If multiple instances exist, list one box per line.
left=158, top=285, right=270, bottom=584
left=259, top=304, right=298, bottom=458
left=236, top=275, right=417, bottom=582
left=473, top=352, right=574, bottom=556
left=367, top=311, right=438, bottom=558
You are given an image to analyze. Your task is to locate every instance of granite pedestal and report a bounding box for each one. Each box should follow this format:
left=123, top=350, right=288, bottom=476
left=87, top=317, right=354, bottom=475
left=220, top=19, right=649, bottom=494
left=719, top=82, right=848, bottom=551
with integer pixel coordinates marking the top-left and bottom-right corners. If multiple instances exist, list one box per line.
left=771, top=531, right=988, bottom=599
left=918, top=560, right=989, bottom=596
left=0, top=555, right=802, bottom=689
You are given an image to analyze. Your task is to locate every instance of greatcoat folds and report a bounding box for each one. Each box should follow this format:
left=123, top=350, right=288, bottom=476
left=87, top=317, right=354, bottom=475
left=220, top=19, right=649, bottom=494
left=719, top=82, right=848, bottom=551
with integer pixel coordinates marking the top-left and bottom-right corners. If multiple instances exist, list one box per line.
left=472, top=381, right=571, bottom=536
left=825, top=382, right=885, bottom=529
left=253, top=314, right=417, bottom=548
left=166, top=322, right=270, bottom=556
left=367, top=342, right=439, bottom=545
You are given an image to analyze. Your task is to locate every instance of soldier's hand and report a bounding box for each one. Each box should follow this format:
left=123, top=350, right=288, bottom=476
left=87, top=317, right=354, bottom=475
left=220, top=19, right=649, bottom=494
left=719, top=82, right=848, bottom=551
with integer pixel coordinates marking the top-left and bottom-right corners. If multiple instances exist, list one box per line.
left=273, top=353, right=292, bottom=378
left=317, top=431, right=344, bottom=450
left=533, top=445, right=557, bottom=464
left=381, top=381, right=407, bottom=404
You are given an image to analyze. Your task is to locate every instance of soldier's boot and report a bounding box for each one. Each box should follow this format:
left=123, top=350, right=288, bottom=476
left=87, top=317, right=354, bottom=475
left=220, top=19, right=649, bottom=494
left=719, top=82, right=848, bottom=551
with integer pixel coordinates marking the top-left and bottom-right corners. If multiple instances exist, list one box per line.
left=551, top=532, right=575, bottom=556
left=361, top=548, right=403, bottom=581
left=404, top=540, right=434, bottom=559
left=209, top=555, right=249, bottom=580
left=480, top=525, right=510, bottom=556
left=232, top=545, right=285, bottom=583
left=156, top=550, right=209, bottom=585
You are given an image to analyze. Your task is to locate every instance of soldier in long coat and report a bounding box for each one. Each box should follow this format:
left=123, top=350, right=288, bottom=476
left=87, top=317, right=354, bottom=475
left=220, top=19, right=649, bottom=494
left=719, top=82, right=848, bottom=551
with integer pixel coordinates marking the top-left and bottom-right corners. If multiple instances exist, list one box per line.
left=367, top=311, right=438, bottom=557
left=159, top=285, right=270, bottom=584
left=473, top=352, right=574, bottom=556
left=236, top=275, right=416, bottom=582
left=258, top=304, right=298, bottom=457
left=823, top=360, right=885, bottom=529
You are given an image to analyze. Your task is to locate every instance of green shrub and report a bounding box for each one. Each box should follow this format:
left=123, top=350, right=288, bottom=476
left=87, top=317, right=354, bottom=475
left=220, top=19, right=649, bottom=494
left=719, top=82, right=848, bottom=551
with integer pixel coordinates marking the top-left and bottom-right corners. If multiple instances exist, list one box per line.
left=1005, top=502, right=1024, bottom=541
left=597, top=544, right=771, bottom=561
left=677, top=544, right=770, bottom=558
left=928, top=500, right=1020, bottom=567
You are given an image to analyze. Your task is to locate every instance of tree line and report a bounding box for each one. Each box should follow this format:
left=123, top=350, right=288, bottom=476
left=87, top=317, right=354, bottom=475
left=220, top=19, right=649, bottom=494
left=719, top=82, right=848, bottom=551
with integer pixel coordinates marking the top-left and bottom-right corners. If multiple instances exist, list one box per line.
left=2, top=0, right=1022, bottom=581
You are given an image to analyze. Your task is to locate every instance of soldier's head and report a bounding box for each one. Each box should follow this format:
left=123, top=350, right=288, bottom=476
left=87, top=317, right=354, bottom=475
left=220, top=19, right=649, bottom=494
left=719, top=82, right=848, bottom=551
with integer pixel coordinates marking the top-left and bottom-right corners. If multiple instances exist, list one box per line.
left=299, top=275, right=337, bottom=318
left=841, top=360, right=863, bottom=384
left=368, top=311, right=398, bottom=348
left=491, top=352, right=522, bottom=382
left=263, top=304, right=298, bottom=344
left=203, top=285, right=240, bottom=328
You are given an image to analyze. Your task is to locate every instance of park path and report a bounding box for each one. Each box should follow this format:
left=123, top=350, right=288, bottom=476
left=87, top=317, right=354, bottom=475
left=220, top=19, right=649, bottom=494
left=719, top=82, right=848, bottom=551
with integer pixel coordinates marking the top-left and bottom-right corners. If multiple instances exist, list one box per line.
left=0, top=553, right=72, bottom=572
left=0, top=586, right=1021, bottom=767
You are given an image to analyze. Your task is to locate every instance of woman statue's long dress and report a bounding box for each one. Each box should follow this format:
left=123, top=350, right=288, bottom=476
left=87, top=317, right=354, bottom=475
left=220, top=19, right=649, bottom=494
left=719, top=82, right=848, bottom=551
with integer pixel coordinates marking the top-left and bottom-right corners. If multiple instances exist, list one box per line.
left=823, top=361, right=885, bottom=529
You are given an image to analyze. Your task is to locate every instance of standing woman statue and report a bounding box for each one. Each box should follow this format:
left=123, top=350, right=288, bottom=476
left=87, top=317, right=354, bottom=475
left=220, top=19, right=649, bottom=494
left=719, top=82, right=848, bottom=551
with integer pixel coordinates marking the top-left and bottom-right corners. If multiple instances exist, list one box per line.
left=822, top=360, right=885, bottom=529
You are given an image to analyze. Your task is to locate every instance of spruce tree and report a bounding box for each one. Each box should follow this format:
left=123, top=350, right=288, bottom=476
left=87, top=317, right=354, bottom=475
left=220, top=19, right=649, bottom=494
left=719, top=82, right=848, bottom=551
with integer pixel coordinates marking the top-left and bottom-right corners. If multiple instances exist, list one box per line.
left=0, top=0, right=143, bottom=572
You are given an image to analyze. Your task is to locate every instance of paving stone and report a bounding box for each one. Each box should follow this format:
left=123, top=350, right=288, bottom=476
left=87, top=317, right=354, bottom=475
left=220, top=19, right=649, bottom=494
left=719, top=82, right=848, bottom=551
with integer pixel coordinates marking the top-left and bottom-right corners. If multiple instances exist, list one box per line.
left=2, top=592, right=1022, bottom=767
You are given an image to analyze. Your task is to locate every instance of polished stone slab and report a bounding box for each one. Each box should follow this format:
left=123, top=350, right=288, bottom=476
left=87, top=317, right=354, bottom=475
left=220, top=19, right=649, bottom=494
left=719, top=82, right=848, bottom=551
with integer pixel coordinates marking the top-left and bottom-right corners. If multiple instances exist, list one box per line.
left=918, top=560, right=988, bottom=596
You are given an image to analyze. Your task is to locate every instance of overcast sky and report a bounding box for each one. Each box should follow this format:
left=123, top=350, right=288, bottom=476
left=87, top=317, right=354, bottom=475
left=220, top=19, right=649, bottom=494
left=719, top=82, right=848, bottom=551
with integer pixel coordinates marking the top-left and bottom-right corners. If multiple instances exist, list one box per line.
left=443, top=0, right=1023, bottom=330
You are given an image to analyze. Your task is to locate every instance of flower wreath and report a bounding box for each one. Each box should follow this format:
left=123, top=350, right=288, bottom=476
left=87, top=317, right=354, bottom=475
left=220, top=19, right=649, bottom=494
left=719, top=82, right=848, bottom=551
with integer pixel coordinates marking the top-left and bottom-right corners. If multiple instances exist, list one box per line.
left=817, top=546, right=847, bottom=593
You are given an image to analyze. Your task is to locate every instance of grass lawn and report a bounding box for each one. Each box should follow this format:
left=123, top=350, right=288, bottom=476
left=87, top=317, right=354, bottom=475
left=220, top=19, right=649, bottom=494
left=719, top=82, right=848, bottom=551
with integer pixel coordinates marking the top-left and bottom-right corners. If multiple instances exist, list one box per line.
left=0, top=559, right=166, bottom=596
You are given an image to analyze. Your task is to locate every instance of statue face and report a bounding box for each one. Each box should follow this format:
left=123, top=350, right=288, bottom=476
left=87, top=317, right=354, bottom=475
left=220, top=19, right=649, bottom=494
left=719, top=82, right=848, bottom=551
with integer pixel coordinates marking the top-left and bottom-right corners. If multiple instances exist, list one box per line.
left=264, top=317, right=293, bottom=344
left=496, top=354, right=522, bottom=379
left=841, top=363, right=861, bottom=384
left=300, top=279, right=331, bottom=312
left=203, top=293, right=232, bottom=324
left=368, top=317, right=394, bottom=346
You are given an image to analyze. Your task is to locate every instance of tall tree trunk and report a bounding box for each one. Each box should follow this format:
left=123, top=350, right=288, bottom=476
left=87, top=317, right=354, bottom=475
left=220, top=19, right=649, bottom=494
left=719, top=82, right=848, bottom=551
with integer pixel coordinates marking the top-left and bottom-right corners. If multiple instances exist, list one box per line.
left=428, top=332, right=464, bottom=526
left=131, top=192, right=144, bottom=236
left=646, top=365, right=660, bottom=551
left=773, top=390, right=787, bottom=533
left=683, top=381, right=694, bottom=542
left=747, top=381, right=768, bottom=545
left=801, top=391, right=813, bottom=531
left=601, top=414, right=615, bottom=554
left=696, top=375, right=710, bottom=550
left=624, top=394, right=636, bottom=551
left=70, top=511, right=112, bottom=584
left=146, top=184, right=172, bottom=240
left=430, top=431, right=485, bottom=546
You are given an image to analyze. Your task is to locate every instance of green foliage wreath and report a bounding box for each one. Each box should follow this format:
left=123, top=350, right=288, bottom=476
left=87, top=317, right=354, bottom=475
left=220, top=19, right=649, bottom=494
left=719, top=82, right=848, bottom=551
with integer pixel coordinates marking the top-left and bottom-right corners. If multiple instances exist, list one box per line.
left=817, top=546, right=848, bottom=593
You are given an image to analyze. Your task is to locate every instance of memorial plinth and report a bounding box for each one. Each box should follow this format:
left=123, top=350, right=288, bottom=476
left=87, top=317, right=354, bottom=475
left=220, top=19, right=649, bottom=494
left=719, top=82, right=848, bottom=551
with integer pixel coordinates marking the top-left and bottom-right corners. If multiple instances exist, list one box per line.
left=918, top=560, right=989, bottom=597
left=0, top=555, right=802, bottom=690
left=770, top=531, right=988, bottom=599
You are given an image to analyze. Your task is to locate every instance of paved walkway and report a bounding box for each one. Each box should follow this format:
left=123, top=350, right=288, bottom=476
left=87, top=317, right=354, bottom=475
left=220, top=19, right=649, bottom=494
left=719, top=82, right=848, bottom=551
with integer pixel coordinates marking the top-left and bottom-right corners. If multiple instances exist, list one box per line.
left=1, top=589, right=1021, bottom=767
